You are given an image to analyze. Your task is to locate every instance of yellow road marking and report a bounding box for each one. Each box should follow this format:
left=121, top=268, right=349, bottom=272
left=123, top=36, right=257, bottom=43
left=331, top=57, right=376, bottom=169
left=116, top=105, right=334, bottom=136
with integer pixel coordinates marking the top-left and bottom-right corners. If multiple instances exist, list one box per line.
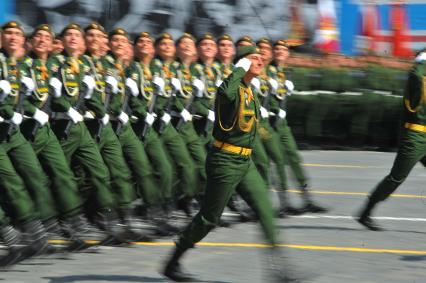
left=133, top=242, right=426, bottom=255
left=284, top=189, right=426, bottom=199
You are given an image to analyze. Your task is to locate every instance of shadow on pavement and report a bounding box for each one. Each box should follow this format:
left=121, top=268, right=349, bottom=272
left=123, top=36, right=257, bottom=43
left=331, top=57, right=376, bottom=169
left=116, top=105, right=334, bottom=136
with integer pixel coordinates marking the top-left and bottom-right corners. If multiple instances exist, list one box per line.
left=400, top=255, right=426, bottom=262
left=43, top=275, right=166, bottom=282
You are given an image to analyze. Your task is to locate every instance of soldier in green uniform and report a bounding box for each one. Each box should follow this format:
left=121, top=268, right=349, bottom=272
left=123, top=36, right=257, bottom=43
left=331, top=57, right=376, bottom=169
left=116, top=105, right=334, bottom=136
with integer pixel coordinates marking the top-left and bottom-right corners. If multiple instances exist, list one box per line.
left=127, top=32, right=179, bottom=234
left=83, top=23, right=152, bottom=239
left=252, top=37, right=302, bottom=216
left=102, top=27, right=167, bottom=237
left=152, top=33, right=197, bottom=216
left=0, top=21, right=56, bottom=256
left=48, top=23, right=128, bottom=241
left=173, top=33, right=208, bottom=199
left=163, top=46, right=299, bottom=282
left=216, top=34, right=235, bottom=79
left=271, top=39, right=327, bottom=213
left=191, top=33, right=220, bottom=146
left=357, top=50, right=426, bottom=231
left=19, top=24, right=100, bottom=247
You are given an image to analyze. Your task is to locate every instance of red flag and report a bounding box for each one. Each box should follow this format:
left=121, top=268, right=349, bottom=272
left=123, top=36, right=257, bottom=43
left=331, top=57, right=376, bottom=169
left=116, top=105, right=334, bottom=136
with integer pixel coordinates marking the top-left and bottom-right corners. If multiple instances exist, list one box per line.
left=313, top=0, right=340, bottom=53
left=357, top=4, right=380, bottom=54
left=390, top=3, right=413, bottom=58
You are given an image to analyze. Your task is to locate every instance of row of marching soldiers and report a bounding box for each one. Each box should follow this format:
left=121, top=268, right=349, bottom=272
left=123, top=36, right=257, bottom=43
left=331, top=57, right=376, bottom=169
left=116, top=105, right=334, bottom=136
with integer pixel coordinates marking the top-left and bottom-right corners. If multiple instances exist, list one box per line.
left=0, top=20, right=326, bottom=266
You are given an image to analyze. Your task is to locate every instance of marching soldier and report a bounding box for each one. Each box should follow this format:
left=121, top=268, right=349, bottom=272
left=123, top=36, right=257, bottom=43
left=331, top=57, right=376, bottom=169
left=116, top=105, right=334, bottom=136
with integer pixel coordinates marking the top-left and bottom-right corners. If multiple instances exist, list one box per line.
left=357, top=49, right=426, bottom=231
left=191, top=33, right=220, bottom=146
left=127, top=31, right=179, bottom=235
left=271, top=39, right=327, bottom=213
left=101, top=27, right=166, bottom=237
left=0, top=20, right=55, bottom=256
left=19, top=24, right=99, bottom=248
left=47, top=23, right=128, bottom=242
left=253, top=37, right=303, bottom=216
left=83, top=23, right=152, bottom=240
left=163, top=46, right=304, bottom=283
left=152, top=32, right=198, bottom=216
left=173, top=33, right=208, bottom=200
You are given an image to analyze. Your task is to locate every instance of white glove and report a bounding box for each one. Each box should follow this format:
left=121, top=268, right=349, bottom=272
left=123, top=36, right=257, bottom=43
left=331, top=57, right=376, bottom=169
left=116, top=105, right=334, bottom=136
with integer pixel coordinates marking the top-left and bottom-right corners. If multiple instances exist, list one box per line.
left=153, top=76, right=165, bottom=92
left=415, top=52, right=426, bottom=62
left=192, top=79, right=204, bottom=98
left=260, top=107, right=269, bottom=119
left=161, top=113, right=171, bottom=125
left=118, top=111, right=129, bottom=125
left=105, top=76, right=118, bottom=94
left=215, top=79, right=223, bottom=88
left=21, top=77, right=35, bottom=95
left=268, top=78, right=278, bottom=92
left=180, top=108, right=192, bottom=122
left=145, top=112, right=155, bottom=126
left=171, top=78, right=182, bottom=92
left=285, top=80, right=295, bottom=93
left=0, top=80, right=11, bottom=100
left=207, top=110, right=215, bottom=122
left=101, top=114, right=110, bottom=125
left=278, top=109, right=286, bottom=119
left=10, top=112, right=23, bottom=125
left=67, top=107, right=83, bottom=124
left=33, top=109, right=49, bottom=126
left=235, top=58, right=252, bottom=72
left=82, top=75, right=96, bottom=99
left=251, top=77, right=261, bottom=93
left=49, top=77, right=62, bottom=98
left=0, top=116, right=4, bottom=123
left=126, top=78, right=139, bottom=97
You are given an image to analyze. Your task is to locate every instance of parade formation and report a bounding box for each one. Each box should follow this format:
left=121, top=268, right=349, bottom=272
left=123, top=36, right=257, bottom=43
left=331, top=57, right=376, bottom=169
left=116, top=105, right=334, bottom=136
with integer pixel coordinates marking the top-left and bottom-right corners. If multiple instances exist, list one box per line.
left=0, top=18, right=425, bottom=283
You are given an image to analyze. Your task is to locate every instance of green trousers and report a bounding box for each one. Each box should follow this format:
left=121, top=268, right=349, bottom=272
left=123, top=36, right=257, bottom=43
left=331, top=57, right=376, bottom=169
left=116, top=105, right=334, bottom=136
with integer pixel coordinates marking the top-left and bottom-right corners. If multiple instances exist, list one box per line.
left=86, top=121, right=135, bottom=210
left=0, top=128, right=57, bottom=221
left=178, top=148, right=277, bottom=248
left=258, top=121, right=288, bottom=190
left=0, top=144, right=36, bottom=224
left=133, top=123, right=173, bottom=203
left=21, top=122, right=83, bottom=218
left=115, top=122, right=159, bottom=206
left=159, top=124, right=197, bottom=198
left=252, top=135, right=270, bottom=185
left=369, top=129, right=426, bottom=203
left=51, top=120, right=115, bottom=211
left=176, top=121, right=207, bottom=196
left=276, top=119, right=308, bottom=187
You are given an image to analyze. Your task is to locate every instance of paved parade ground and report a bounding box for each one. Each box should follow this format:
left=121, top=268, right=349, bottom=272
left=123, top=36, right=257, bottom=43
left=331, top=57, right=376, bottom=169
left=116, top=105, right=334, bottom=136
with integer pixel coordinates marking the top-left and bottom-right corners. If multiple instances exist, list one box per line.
left=1, top=150, right=425, bottom=283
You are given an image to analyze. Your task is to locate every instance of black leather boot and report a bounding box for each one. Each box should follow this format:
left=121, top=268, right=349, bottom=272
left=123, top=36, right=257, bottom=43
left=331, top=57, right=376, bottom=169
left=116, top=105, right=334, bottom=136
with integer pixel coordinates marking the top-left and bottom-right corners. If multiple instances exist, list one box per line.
left=163, top=243, right=195, bottom=282
left=277, top=191, right=304, bottom=217
left=300, top=185, right=328, bottom=213
left=357, top=199, right=383, bottom=231
left=21, top=220, right=50, bottom=257
left=0, top=225, right=28, bottom=267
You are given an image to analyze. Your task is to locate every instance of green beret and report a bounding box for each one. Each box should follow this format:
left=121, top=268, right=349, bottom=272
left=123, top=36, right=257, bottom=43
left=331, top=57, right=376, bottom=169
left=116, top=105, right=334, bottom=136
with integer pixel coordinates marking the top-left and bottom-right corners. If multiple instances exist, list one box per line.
left=109, top=27, right=129, bottom=40
left=217, top=34, right=233, bottom=44
left=155, top=32, right=173, bottom=45
left=31, top=24, right=54, bottom=38
left=176, top=33, right=195, bottom=45
left=256, top=37, right=272, bottom=47
left=60, top=23, right=83, bottom=37
left=197, top=32, right=215, bottom=45
left=1, top=21, right=24, bottom=33
left=84, top=22, right=106, bottom=34
left=235, top=36, right=254, bottom=46
left=233, top=46, right=261, bottom=64
left=134, top=31, right=154, bottom=44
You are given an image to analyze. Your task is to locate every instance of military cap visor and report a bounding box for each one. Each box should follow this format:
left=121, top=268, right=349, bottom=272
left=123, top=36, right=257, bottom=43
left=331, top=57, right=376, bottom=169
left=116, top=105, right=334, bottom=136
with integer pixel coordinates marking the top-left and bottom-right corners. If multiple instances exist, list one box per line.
left=233, top=45, right=261, bottom=64
left=217, top=34, right=233, bottom=44
left=134, top=32, right=154, bottom=44
left=176, top=33, right=195, bottom=45
left=109, top=28, right=129, bottom=40
left=60, top=23, right=84, bottom=37
left=84, top=22, right=105, bottom=34
left=256, top=37, right=272, bottom=47
left=31, top=24, right=54, bottom=38
left=155, top=32, right=174, bottom=46
left=235, top=36, right=254, bottom=46
left=1, top=21, right=24, bottom=34
left=197, top=33, right=215, bottom=45
left=274, top=39, right=304, bottom=48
